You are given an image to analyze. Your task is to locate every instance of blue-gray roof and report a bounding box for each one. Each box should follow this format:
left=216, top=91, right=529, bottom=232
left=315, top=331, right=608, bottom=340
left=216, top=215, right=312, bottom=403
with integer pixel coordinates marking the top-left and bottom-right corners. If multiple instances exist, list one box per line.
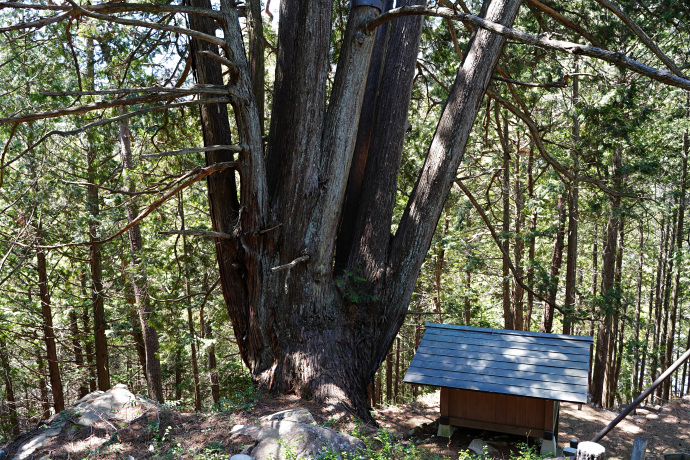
left=403, top=323, right=593, bottom=403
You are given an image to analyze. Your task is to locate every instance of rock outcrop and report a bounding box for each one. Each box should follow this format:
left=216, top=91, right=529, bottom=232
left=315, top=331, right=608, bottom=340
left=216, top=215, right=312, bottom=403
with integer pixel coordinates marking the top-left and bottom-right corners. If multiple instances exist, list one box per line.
left=9, top=384, right=159, bottom=459
left=229, top=409, right=364, bottom=460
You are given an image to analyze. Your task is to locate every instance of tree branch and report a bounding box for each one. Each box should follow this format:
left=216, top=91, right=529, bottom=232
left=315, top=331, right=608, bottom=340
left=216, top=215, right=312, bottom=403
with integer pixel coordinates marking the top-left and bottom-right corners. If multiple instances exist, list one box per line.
left=0, top=10, right=71, bottom=33
left=492, top=73, right=597, bottom=88
left=40, top=84, right=229, bottom=98
left=486, top=89, right=648, bottom=200
left=13, top=162, right=237, bottom=250
left=367, top=5, right=690, bottom=91
left=454, top=179, right=564, bottom=315
left=0, top=2, right=223, bottom=18
left=2, top=98, right=230, bottom=171
left=62, top=0, right=227, bottom=49
left=592, top=0, right=685, bottom=77
left=524, top=0, right=601, bottom=47
left=271, top=255, right=310, bottom=272
left=198, top=50, right=239, bottom=73
left=142, top=145, right=246, bottom=159
left=159, top=229, right=234, bottom=239
left=0, top=92, right=189, bottom=124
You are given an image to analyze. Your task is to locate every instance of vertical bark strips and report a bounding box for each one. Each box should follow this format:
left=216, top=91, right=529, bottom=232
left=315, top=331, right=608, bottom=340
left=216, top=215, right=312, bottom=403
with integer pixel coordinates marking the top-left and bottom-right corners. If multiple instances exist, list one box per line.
left=186, top=0, right=522, bottom=419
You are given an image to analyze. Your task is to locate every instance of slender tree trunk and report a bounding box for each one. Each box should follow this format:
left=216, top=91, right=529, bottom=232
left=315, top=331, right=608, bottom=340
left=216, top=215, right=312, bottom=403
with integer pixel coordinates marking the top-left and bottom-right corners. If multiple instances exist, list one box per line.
left=663, top=123, right=687, bottom=400
left=638, top=273, right=656, bottom=396
left=499, top=110, right=514, bottom=330
left=37, top=355, right=51, bottom=420
left=200, top=303, right=220, bottom=405
left=588, top=221, right=599, bottom=391
left=682, top=315, right=690, bottom=396
left=632, top=222, right=644, bottom=398
left=386, top=350, right=393, bottom=403
left=69, top=308, right=89, bottom=398
left=605, top=221, right=625, bottom=407
left=36, top=228, right=65, bottom=413
left=80, top=276, right=96, bottom=392
left=563, top=67, right=580, bottom=335
left=85, top=38, right=110, bottom=392
left=591, top=148, right=622, bottom=407
left=526, top=144, right=536, bottom=331
left=394, top=338, right=400, bottom=403
left=651, top=215, right=670, bottom=393
left=541, top=192, right=565, bottom=333
left=433, top=218, right=448, bottom=323
left=179, top=195, right=202, bottom=411
left=513, top=148, right=525, bottom=331
left=657, top=208, right=677, bottom=401
left=119, top=112, right=164, bottom=403
left=187, top=309, right=202, bottom=410
left=0, top=338, right=19, bottom=435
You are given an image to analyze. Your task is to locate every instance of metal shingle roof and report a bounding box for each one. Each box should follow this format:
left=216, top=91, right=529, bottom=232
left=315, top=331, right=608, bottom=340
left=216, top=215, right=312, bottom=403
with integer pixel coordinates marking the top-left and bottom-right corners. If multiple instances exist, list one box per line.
left=403, top=323, right=593, bottom=403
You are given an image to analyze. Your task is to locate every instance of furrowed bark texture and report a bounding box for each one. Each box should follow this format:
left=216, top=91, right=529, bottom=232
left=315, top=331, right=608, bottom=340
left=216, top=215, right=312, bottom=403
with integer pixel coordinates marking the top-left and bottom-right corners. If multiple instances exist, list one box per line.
left=189, top=0, right=521, bottom=418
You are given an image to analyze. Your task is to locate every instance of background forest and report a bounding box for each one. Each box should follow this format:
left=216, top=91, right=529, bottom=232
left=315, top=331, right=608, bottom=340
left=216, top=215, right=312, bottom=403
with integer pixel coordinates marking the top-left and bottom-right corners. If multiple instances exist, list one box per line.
left=1, top=0, right=690, bottom=443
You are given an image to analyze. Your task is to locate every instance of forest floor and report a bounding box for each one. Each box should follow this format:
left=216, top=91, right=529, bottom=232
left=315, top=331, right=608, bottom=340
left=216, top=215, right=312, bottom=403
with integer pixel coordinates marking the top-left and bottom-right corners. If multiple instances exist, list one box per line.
left=3, top=389, right=689, bottom=459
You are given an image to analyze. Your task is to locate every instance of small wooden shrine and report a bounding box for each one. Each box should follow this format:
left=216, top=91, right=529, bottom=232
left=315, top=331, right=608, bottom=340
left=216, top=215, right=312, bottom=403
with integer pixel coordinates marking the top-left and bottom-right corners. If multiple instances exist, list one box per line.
left=403, top=323, right=593, bottom=441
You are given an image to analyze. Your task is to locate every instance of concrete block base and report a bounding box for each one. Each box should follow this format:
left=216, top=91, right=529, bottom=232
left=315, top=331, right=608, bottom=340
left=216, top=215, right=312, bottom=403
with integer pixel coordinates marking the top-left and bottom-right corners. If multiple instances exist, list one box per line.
left=437, top=423, right=455, bottom=438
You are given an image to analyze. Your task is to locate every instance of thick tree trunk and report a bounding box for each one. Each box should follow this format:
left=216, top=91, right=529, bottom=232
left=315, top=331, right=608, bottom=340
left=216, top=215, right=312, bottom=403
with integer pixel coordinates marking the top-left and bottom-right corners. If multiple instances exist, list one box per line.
left=119, top=113, right=164, bottom=403
left=541, top=192, right=565, bottom=333
left=591, top=148, right=622, bottom=407
left=188, top=0, right=522, bottom=418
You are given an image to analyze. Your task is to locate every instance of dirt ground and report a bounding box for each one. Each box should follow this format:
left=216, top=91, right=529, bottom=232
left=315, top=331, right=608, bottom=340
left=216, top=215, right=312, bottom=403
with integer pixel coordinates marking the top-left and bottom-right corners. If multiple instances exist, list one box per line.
left=3, top=391, right=689, bottom=459
left=377, top=392, right=690, bottom=459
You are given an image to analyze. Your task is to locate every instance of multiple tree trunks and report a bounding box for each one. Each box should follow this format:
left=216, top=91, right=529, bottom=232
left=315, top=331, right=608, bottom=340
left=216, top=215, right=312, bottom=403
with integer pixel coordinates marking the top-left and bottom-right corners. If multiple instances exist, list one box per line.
left=187, top=0, right=522, bottom=418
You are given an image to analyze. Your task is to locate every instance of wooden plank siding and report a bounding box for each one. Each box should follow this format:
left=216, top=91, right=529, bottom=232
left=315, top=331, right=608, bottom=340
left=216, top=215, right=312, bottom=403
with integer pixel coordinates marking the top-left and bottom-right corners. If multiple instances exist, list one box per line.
left=440, top=387, right=555, bottom=438
left=403, top=323, right=593, bottom=404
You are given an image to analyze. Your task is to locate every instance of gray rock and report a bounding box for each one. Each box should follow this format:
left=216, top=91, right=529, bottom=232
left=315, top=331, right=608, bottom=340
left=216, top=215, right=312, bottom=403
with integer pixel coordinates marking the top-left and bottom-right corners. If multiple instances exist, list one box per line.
left=231, top=411, right=364, bottom=460
left=468, top=439, right=499, bottom=456
left=230, top=455, right=254, bottom=460
left=260, top=408, right=316, bottom=425
left=75, top=384, right=136, bottom=426
left=15, top=425, right=64, bottom=460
